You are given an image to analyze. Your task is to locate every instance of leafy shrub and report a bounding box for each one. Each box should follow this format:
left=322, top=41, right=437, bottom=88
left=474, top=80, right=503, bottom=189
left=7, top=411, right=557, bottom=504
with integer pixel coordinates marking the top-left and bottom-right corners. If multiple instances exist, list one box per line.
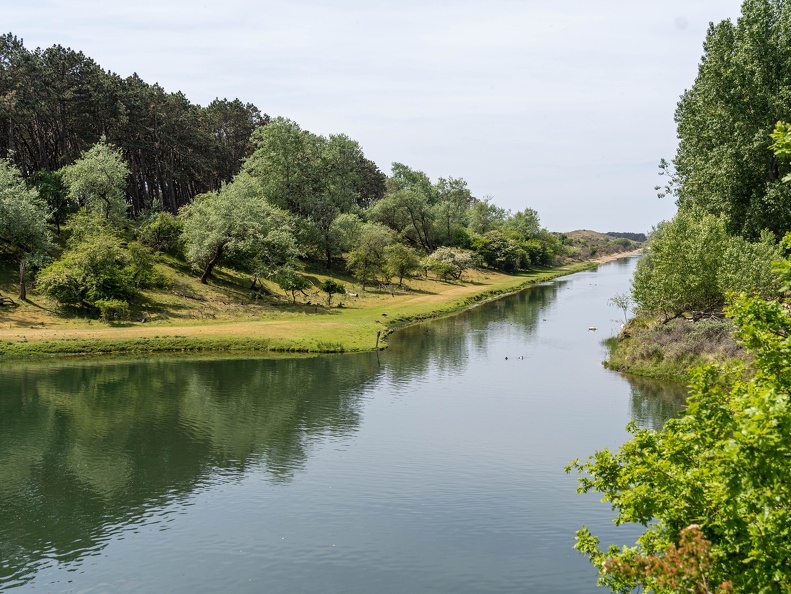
left=718, top=230, right=782, bottom=298
left=38, top=229, right=161, bottom=310
left=38, top=231, right=134, bottom=305
left=633, top=210, right=782, bottom=321
left=470, top=230, right=527, bottom=271
left=94, top=298, right=130, bottom=321
left=137, top=212, right=183, bottom=254
left=126, top=241, right=166, bottom=289
left=35, top=262, right=83, bottom=305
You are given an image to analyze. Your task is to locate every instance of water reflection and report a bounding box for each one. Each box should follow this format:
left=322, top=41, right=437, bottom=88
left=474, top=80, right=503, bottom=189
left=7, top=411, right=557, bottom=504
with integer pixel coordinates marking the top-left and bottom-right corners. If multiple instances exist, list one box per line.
left=0, top=356, right=377, bottom=587
left=625, top=374, right=687, bottom=430
left=384, top=283, right=558, bottom=382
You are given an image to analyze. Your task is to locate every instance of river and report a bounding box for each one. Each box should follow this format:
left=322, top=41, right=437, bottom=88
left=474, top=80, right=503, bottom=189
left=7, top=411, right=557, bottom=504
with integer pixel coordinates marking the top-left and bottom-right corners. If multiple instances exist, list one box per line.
left=0, top=256, right=686, bottom=592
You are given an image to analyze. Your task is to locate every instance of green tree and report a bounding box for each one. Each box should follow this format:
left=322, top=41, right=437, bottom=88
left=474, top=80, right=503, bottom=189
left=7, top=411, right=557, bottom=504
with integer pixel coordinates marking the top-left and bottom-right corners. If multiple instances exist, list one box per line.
left=0, top=35, right=268, bottom=215
left=0, top=158, right=51, bottom=300
left=631, top=210, right=730, bottom=321
left=369, top=163, right=437, bottom=252
left=425, top=247, right=476, bottom=281
left=504, top=207, right=541, bottom=240
left=244, top=117, right=320, bottom=216
left=275, top=268, right=312, bottom=304
left=345, top=223, right=393, bottom=290
left=567, top=288, right=791, bottom=592
left=527, top=229, right=563, bottom=266
left=670, top=0, right=791, bottom=238
left=319, top=279, right=345, bottom=306
left=467, top=197, right=506, bottom=234
left=26, top=170, right=71, bottom=234
left=718, top=230, right=783, bottom=298
left=37, top=226, right=155, bottom=313
left=327, top=212, right=363, bottom=256
left=384, top=243, right=421, bottom=286
left=471, top=229, right=527, bottom=272
left=253, top=228, right=303, bottom=284
left=310, top=133, right=363, bottom=268
left=59, top=138, right=130, bottom=222
left=180, top=172, right=291, bottom=283
left=137, top=211, right=183, bottom=254
left=433, top=176, right=473, bottom=245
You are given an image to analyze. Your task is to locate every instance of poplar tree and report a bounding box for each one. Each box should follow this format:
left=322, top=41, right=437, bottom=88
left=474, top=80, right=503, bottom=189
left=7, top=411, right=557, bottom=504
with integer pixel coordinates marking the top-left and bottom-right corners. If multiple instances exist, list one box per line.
left=670, top=0, right=791, bottom=237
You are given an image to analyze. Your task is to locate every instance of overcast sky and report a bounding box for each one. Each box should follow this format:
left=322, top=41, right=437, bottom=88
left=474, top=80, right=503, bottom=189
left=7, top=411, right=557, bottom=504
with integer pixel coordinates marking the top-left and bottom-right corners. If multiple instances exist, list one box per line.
left=6, top=0, right=745, bottom=232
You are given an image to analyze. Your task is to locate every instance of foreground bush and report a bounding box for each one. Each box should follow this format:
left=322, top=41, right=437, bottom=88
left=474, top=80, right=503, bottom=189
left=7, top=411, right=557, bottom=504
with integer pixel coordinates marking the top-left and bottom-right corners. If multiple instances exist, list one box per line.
left=569, top=292, right=791, bottom=592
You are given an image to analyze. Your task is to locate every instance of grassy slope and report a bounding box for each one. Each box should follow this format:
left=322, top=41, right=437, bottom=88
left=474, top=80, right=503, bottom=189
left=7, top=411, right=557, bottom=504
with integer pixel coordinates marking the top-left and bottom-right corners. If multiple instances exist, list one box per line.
left=0, top=251, right=624, bottom=359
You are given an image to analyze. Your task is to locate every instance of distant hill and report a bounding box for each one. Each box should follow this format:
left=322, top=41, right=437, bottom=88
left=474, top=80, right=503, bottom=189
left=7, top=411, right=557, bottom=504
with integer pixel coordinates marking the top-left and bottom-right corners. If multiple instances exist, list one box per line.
left=558, top=229, right=642, bottom=261
left=605, top=231, right=647, bottom=242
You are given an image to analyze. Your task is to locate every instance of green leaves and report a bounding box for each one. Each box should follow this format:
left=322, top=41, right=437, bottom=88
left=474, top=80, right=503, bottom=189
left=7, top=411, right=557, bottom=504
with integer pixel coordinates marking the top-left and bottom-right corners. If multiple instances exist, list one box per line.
left=673, top=1, right=791, bottom=238
left=344, top=223, right=393, bottom=290
left=180, top=171, right=296, bottom=283
left=59, top=138, right=130, bottom=223
left=769, top=121, right=791, bottom=160
left=570, top=290, right=791, bottom=591
left=36, top=225, right=157, bottom=314
left=631, top=209, right=781, bottom=321
left=319, top=279, right=345, bottom=306
left=0, top=158, right=51, bottom=299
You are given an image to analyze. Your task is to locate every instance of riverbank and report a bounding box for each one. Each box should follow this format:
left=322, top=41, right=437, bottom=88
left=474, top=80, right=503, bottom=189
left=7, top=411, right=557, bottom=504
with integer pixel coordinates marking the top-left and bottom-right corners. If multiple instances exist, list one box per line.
left=0, top=251, right=640, bottom=360
left=603, top=314, right=745, bottom=383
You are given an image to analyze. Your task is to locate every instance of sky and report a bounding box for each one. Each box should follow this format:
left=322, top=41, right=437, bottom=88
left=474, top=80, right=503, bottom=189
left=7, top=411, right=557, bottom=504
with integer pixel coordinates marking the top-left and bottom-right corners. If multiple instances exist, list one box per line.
left=5, top=0, right=746, bottom=233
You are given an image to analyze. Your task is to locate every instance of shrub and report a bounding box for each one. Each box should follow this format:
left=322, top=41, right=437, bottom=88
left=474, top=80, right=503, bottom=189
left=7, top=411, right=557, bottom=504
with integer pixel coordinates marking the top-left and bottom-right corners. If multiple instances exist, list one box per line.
left=471, top=230, right=528, bottom=271
left=94, top=298, right=130, bottom=321
left=137, top=212, right=183, bottom=254
left=37, top=229, right=160, bottom=310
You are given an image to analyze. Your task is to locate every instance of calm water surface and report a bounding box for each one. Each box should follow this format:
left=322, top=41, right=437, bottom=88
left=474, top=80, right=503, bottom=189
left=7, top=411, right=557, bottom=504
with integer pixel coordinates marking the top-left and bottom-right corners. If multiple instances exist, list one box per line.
left=0, top=257, right=686, bottom=592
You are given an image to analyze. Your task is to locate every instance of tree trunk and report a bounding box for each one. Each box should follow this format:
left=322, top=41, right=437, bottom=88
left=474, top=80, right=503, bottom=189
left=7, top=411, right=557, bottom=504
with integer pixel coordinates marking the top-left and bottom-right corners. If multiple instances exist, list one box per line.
left=18, top=258, right=27, bottom=301
left=168, top=148, right=177, bottom=214
left=200, top=244, right=224, bottom=284
left=8, top=115, right=14, bottom=154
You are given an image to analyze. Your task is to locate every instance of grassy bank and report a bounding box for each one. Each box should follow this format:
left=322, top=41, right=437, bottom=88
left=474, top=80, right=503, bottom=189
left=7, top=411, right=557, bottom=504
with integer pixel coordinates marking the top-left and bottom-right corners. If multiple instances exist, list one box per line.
left=0, top=254, right=626, bottom=360
left=603, top=315, right=745, bottom=383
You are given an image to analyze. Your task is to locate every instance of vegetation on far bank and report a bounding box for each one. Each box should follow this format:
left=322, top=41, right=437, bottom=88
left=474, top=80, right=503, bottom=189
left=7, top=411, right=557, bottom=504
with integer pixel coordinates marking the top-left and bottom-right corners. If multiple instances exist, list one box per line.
left=0, top=251, right=612, bottom=359
left=603, top=206, right=782, bottom=383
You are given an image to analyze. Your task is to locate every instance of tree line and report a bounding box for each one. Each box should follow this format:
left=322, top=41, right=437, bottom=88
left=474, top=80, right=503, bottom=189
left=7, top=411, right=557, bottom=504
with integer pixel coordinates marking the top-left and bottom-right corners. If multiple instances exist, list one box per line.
left=633, top=0, right=791, bottom=321
left=572, top=1, right=791, bottom=591
left=0, top=33, right=266, bottom=215
left=0, top=35, right=566, bottom=315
